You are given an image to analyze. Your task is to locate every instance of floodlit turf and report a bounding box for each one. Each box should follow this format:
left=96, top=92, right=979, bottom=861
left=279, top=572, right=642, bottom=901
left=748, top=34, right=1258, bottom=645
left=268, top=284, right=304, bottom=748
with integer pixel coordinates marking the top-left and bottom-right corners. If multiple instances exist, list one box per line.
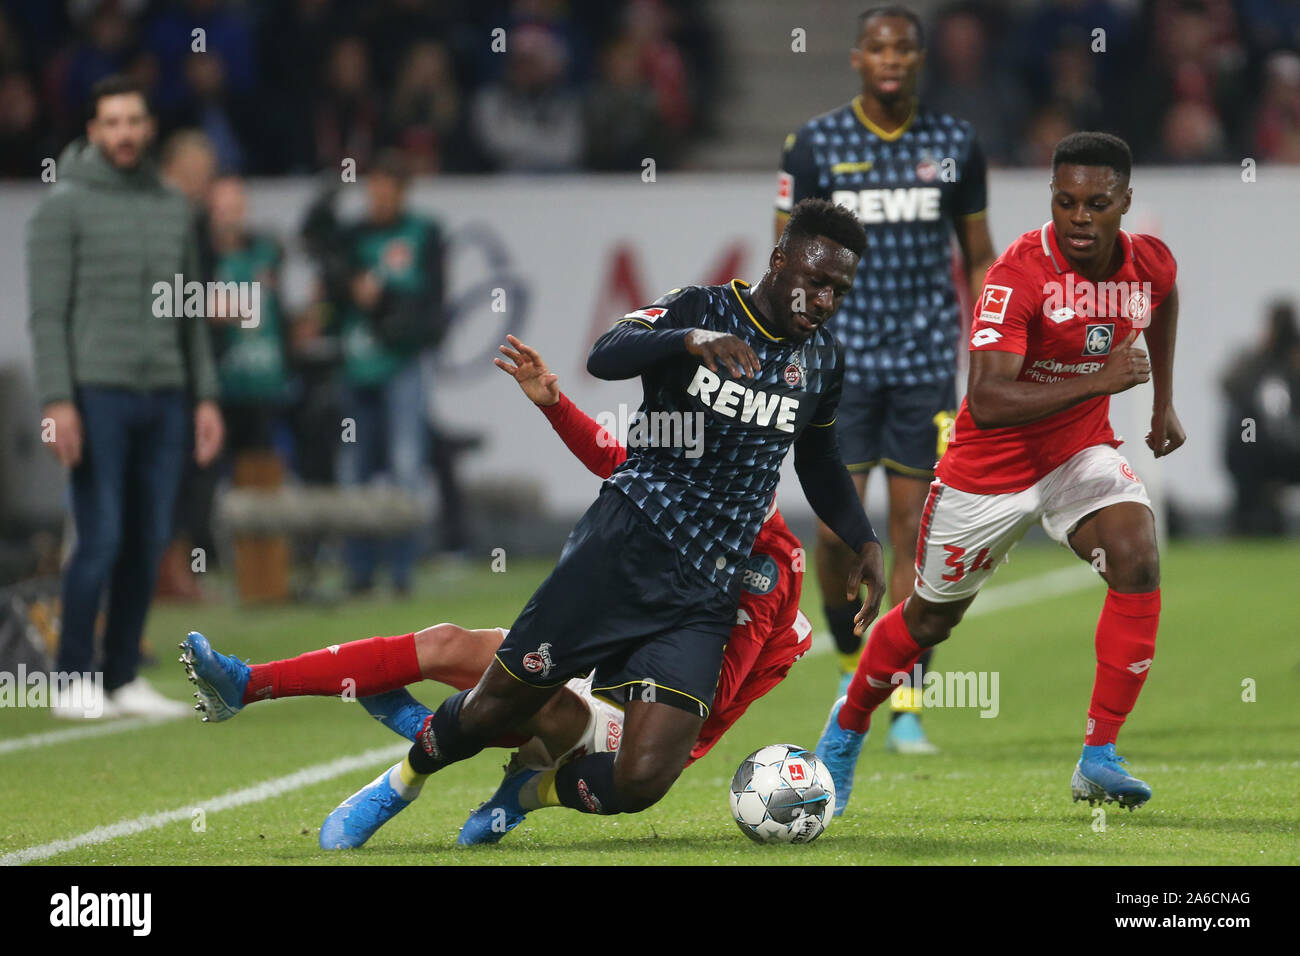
left=1, top=541, right=1297, bottom=865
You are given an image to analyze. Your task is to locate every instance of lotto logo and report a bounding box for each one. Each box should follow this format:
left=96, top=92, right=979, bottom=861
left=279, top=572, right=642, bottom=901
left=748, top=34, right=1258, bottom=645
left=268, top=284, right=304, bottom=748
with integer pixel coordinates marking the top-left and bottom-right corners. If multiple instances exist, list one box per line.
left=606, top=719, right=622, bottom=752
left=979, top=285, right=1012, bottom=324
left=1120, top=462, right=1138, bottom=481
left=971, top=327, right=1003, bottom=348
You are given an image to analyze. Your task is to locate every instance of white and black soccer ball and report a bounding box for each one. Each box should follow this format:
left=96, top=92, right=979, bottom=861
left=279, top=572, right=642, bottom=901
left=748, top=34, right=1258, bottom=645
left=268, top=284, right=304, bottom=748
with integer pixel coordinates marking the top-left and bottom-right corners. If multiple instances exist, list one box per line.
left=729, top=744, right=836, bottom=844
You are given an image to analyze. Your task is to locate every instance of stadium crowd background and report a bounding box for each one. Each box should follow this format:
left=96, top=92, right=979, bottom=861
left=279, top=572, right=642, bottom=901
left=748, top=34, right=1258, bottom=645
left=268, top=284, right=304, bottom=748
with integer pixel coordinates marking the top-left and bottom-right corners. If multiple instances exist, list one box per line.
left=2, top=0, right=1300, bottom=178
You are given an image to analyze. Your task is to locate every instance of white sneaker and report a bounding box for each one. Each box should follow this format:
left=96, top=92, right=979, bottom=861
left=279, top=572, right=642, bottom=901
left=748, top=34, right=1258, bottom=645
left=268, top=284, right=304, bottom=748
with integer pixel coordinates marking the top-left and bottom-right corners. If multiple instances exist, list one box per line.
left=107, top=677, right=190, bottom=718
left=51, top=674, right=120, bottom=720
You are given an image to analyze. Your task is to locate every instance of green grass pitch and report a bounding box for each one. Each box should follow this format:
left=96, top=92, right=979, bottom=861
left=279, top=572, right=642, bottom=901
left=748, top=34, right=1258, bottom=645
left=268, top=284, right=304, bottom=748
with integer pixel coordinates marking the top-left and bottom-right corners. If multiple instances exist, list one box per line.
left=1, top=540, right=1297, bottom=865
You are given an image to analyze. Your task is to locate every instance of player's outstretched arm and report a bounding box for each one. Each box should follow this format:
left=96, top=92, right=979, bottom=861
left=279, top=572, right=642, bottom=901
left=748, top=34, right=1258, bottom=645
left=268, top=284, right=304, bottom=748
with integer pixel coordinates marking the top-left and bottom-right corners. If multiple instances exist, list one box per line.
left=1141, top=283, right=1186, bottom=458
left=494, top=334, right=627, bottom=478
left=588, top=321, right=760, bottom=380
left=793, top=426, right=885, bottom=634
left=966, top=338, right=1150, bottom=430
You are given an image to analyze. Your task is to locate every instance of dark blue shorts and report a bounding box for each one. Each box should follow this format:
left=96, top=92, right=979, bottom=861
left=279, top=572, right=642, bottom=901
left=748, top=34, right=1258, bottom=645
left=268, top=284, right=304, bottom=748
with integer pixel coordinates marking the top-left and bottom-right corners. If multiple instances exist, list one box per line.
left=495, top=486, right=735, bottom=718
left=835, top=376, right=958, bottom=478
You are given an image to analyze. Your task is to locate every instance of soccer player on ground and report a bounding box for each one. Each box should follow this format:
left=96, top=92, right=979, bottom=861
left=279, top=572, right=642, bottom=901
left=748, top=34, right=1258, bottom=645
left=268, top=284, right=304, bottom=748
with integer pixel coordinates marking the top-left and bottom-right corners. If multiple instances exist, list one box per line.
left=777, top=5, right=997, bottom=753
left=315, top=198, right=885, bottom=846
left=816, top=132, right=1183, bottom=814
left=181, top=335, right=819, bottom=846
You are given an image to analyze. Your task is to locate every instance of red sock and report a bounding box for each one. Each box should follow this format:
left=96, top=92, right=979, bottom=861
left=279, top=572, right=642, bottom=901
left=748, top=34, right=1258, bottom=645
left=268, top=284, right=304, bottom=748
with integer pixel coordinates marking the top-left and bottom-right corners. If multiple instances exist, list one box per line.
left=1086, top=589, right=1159, bottom=746
left=242, top=633, right=422, bottom=703
left=838, top=604, right=924, bottom=733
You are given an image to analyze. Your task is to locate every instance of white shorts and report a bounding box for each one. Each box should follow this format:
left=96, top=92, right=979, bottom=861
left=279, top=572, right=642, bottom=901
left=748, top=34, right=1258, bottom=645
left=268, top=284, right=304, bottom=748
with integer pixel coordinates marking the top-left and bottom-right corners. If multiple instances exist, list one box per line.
left=515, top=673, right=625, bottom=771
left=914, top=444, right=1152, bottom=603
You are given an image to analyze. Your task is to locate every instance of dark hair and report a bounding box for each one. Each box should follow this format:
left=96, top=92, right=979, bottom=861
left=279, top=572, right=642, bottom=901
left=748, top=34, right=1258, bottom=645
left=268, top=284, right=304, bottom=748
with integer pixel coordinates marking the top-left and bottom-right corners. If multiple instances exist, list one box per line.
left=371, top=148, right=411, bottom=184
left=89, top=74, right=149, bottom=121
left=781, top=198, right=867, bottom=258
left=1052, top=131, right=1132, bottom=182
left=857, top=6, right=926, bottom=49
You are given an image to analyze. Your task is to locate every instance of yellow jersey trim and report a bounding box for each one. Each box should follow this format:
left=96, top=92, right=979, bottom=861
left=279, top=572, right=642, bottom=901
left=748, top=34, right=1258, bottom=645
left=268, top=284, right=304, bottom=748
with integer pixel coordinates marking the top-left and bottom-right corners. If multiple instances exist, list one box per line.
left=729, top=279, right=783, bottom=342
left=851, top=95, right=916, bottom=142
left=592, top=679, right=711, bottom=718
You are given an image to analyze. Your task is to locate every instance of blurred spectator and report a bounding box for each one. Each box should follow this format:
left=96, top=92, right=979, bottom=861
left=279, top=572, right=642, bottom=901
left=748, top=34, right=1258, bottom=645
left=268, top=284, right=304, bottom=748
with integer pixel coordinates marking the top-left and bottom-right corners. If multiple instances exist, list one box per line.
left=584, top=33, right=660, bottom=170
left=1158, top=97, right=1229, bottom=162
left=159, top=129, right=220, bottom=598
left=1222, top=300, right=1300, bottom=535
left=1018, top=103, right=1076, bottom=166
left=314, top=35, right=381, bottom=173
left=160, top=128, right=217, bottom=206
left=1253, top=51, right=1300, bottom=162
left=924, top=5, right=1026, bottom=165
left=207, top=175, right=294, bottom=452
left=333, top=150, right=446, bottom=594
left=26, top=76, right=222, bottom=717
left=0, top=70, right=52, bottom=176
left=142, top=0, right=257, bottom=116
left=623, top=0, right=691, bottom=136
left=382, top=41, right=481, bottom=173
left=1126, top=0, right=1248, bottom=161
left=61, top=4, right=138, bottom=121
left=470, top=24, right=582, bottom=172
left=164, top=51, right=251, bottom=173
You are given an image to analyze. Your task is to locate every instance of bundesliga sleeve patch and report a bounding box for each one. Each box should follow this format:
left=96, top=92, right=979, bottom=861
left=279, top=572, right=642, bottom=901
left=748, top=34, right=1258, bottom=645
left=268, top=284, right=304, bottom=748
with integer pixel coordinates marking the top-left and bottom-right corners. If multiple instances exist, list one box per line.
left=623, top=307, right=668, bottom=324
left=979, top=285, right=1013, bottom=324
left=775, top=171, right=794, bottom=211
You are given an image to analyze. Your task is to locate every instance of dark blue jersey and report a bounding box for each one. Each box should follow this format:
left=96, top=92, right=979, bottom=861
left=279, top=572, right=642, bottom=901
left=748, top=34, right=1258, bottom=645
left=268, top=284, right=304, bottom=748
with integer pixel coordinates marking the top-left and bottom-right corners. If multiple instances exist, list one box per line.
left=778, top=98, right=987, bottom=388
left=588, top=281, right=843, bottom=596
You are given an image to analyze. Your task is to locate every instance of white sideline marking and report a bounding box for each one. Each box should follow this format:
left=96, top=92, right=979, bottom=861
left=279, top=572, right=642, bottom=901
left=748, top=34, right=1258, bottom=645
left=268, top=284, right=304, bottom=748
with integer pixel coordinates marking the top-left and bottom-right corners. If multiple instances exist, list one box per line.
left=0, top=715, right=182, bottom=756
left=0, top=696, right=296, bottom=757
left=809, top=563, right=1098, bottom=656
left=0, top=743, right=407, bottom=866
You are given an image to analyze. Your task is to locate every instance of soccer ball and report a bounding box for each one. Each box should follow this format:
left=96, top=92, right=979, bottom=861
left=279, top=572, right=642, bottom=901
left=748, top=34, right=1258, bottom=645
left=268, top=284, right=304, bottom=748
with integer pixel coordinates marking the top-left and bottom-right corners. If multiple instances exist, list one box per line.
left=729, top=744, right=836, bottom=844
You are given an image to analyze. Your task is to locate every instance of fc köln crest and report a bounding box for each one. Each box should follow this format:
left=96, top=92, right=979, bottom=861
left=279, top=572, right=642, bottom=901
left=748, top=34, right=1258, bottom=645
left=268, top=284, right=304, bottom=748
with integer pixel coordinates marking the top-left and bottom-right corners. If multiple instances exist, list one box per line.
left=783, top=356, right=806, bottom=388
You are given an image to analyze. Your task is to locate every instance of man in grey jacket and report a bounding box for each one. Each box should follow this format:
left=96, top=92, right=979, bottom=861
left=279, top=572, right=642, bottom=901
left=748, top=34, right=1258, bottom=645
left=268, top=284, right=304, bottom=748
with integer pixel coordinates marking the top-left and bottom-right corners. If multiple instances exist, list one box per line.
left=27, top=75, right=224, bottom=719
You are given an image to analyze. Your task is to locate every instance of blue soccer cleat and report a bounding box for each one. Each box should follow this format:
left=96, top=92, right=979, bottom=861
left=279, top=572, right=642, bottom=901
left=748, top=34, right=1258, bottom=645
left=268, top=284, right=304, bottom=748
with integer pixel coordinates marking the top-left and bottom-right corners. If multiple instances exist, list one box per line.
left=457, top=762, right=537, bottom=846
left=179, top=631, right=249, bottom=723
left=320, top=764, right=412, bottom=849
left=1071, top=743, right=1153, bottom=810
left=814, top=695, right=867, bottom=817
left=885, top=711, right=940, bottom=755
left=361, top=689, right=432, bottom=742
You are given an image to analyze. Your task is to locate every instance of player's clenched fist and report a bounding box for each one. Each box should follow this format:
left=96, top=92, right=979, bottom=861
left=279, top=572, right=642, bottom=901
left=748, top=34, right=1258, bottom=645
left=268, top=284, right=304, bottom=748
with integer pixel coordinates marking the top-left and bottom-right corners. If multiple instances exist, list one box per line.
left=685, top=329, right=761, bottom=378
left=1095, top=330, right=1150, bottom=394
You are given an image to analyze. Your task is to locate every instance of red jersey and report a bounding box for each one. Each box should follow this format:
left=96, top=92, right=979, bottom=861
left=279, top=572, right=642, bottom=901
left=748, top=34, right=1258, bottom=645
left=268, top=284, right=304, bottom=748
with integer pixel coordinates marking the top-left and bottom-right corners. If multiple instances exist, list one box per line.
left=539, top=393, right=809, bottom=763
left=936, top=223, right=1177, bottom=494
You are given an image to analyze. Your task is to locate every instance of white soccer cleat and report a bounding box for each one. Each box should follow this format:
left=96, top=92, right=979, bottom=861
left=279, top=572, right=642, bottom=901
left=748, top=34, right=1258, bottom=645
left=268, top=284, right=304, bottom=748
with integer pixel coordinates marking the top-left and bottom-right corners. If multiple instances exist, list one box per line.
left=106, top=677, right=190, bottom=718
left=50, top=674, right=120, bottom=720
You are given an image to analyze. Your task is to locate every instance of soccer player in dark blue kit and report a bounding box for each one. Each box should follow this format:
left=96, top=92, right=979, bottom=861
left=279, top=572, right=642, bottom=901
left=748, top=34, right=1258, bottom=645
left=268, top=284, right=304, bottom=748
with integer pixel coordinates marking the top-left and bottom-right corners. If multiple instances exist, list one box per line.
left=776, top=6, right=997, bottom=752
left=319, top=199, right=887, bottom=846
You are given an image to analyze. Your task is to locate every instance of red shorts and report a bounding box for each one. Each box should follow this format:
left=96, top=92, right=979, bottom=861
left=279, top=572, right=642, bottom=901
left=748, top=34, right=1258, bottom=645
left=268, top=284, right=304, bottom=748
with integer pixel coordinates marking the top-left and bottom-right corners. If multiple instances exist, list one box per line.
left=688, top=509, right=811, bottom=764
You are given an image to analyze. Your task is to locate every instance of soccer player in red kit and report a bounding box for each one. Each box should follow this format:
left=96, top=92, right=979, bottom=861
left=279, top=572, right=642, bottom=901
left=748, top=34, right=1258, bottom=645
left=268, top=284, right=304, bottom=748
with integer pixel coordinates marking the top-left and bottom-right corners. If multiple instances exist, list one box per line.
left=816, top=132, right=1184, bottom=814
left=182, top=335, right=814, bottom=845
